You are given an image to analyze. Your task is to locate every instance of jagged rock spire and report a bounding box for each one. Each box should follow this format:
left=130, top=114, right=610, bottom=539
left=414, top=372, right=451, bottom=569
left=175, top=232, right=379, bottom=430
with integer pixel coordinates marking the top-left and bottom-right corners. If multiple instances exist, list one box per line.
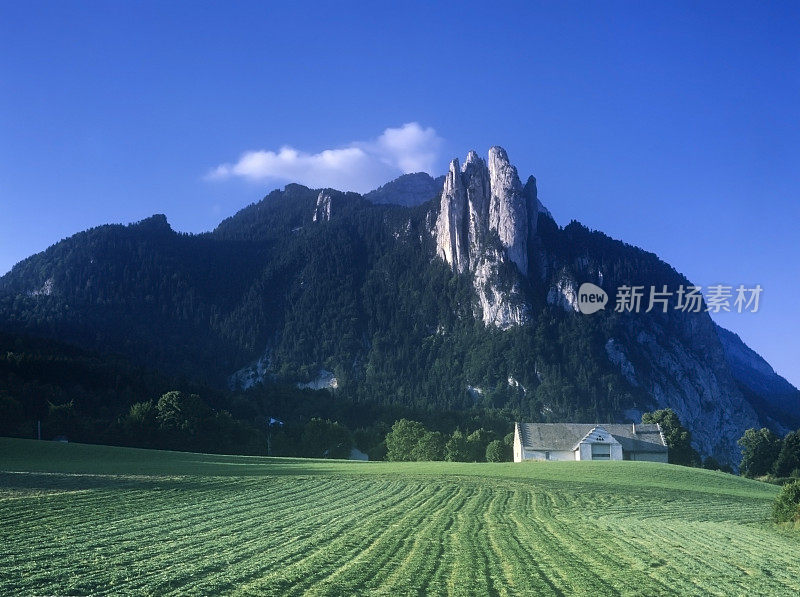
left=433, top=146, right=547, bottom=328
left=487, top=146, right=528, bottom=275
left=462, top=151, right=491, bottom=268
left=434, top=159, right=468, bottom=272
left=435, top=146, right=539, bottom=277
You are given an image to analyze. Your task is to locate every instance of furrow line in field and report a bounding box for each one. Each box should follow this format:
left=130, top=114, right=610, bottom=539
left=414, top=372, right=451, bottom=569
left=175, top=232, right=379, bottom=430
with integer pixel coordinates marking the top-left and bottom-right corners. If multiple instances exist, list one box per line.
left=669, top=521, right=800, bottom=595
left=183, top=480, right=423, bottom=596
left=0, top=474, right=285, bottom=541
left=525, top=490, right=621, bottom=595
left=116, top=479, right=403, bottom=595
left=566, top=515, right=685, bottom=595
left=411, top=481, right=471, bottom=595
left=333, top=483, right=469, bottom=596
left=534, top=490, right=676, bottom=595
left=504, top=489, right=584, bottom=595
left=276, top=483, right=453, bottom=596
left=6, top=478, right=343, bottom=594
left=609, top=521, right=741, bottom=595
left=483, top=487, right=537, bottom=596
left=445, top=483, right=498, bottom=597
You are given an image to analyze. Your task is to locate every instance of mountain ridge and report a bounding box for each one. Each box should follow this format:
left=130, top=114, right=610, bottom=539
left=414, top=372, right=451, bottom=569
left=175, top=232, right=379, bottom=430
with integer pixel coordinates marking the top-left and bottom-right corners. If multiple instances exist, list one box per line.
left=1, top=147, right=796, bottom=465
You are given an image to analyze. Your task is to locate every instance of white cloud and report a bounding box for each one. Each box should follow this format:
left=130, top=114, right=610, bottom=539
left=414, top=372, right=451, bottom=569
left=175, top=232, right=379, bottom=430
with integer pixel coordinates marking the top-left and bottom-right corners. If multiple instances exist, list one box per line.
left=207, top=123, right=443, bottom=193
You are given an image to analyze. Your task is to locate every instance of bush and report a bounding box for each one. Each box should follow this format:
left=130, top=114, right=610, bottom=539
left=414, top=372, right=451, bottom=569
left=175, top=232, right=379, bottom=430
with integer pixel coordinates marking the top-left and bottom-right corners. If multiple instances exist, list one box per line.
left=772, top=480, right=800, bottom=524
left=485, top=440, right=506, bottom=462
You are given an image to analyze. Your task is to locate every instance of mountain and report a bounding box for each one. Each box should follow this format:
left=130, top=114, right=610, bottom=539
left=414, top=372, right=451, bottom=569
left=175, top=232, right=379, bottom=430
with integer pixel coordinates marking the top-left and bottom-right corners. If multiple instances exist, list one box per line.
left=716, top=324, right=800, bottom=431
left=364, top=172, right=445, bottom=207
left=1, top=147, right=795, bottom=464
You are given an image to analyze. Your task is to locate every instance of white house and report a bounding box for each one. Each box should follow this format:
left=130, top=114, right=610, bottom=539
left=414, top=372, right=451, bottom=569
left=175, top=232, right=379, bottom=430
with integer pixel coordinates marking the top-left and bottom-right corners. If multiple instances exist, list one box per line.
left=513, top=422, right=668, bottom=463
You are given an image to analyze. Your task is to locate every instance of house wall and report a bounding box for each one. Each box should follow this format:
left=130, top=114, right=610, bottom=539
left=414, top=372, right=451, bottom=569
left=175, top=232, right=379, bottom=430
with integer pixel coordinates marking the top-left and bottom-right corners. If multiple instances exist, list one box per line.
left=523, top=450, right=573, bottom=461
left=575, top=442, right=623, bottom=461
left=627, top=451, right=668, bottom=463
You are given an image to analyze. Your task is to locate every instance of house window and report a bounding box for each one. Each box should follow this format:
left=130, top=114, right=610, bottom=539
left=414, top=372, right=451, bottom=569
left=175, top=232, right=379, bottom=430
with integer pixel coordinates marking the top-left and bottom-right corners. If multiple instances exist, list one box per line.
left=591, top=443, right=611, bottom=460
left=545, top=451, right=550, bottom=460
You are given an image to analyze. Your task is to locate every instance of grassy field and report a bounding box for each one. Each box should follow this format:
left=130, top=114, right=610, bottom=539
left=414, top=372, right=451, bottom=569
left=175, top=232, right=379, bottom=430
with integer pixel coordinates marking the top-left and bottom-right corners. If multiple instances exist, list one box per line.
left=1, top=438, right=798, bottom=596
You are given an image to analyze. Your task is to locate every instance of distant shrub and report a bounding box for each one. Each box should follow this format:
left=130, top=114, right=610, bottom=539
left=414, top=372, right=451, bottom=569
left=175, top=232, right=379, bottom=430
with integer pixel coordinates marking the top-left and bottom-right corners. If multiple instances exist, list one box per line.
left=772, top=480, right=800, bottom=525
left=485, top=440, right=505, bottom=463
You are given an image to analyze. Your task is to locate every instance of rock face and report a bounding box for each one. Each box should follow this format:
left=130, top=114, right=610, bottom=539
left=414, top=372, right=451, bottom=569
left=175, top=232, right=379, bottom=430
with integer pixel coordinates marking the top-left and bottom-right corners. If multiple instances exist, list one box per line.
left=546, top=272, right=580, bottom=312
left=313, top=190, right=333, bottom=222
left=716, top=324, right=800, bottom=430
left=435, top=160, right=469, bottom=273
left=487, top=147, right=529, bottom=274
left=435, top=147, right=540, bottom=277
left=434, top=147, right=545, bottom=327
left=607, top=316, right=762, bottom=464
left=364, top=172, right=445, bottom=207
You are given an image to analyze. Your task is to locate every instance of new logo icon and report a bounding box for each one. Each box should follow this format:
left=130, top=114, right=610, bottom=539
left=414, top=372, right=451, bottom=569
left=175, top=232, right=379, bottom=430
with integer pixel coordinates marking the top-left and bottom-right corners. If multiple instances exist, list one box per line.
left=578, top=283, right=608, bottom=314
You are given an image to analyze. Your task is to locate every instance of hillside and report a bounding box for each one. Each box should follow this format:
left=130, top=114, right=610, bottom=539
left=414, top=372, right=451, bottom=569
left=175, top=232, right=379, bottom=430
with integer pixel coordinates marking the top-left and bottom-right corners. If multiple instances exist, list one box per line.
left=0, top=148, right=796, bottom=465
left=1, top=438, right=798, bottom=595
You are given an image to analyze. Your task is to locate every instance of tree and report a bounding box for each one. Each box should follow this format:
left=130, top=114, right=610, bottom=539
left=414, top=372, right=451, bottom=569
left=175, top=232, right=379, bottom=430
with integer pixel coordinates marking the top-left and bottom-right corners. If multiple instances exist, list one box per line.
left=466, top=429, right=495, bottom=462
left=772, top=480, right=800, bottom=524
left=414, top=431, right=446, bottom=461
left=738, top=428, right=782, bottom=477
left=445, top=430, right=471, bottom=462
left=773, top=430, right=800, bottom=478
left=0, top=394, right=24, bottom=436
left=485, top=440, right=507, bottom=462
left=642, top=409, right=699, bottom=466
left=385, top=419, right=428, bottom=462
left=46, top=400, right=78, bottom=439
left=121, top=400, right=157, bottom=447
left=301, top=418, right=352, bottom=459
left=156, top=391, right=209, bottom=436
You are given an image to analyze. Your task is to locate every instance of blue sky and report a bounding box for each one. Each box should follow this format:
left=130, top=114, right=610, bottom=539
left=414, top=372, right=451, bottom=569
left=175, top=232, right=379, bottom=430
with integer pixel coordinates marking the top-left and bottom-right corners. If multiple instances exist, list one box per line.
left=1, top=1, right=798, bottom=386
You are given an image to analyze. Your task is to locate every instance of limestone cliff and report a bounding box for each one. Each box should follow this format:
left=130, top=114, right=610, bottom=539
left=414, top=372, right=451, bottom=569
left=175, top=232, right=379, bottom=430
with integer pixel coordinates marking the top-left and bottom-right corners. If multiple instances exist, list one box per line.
left=433, top=147, right=542, bottom=327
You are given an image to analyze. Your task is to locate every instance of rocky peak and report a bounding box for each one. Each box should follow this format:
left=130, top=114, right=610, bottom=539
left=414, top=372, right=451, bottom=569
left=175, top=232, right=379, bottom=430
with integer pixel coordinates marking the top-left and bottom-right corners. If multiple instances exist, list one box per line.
left=435, top=147, right=540, bottom=277
left=433, top=147, right=542, bottom=327
left=463, top=150, right=482, bottom=168
left=434, top=160, right=469, bottom=272
left=487, top=147, right=528, bottom=274
left=461, top=151, right=491, bottom=267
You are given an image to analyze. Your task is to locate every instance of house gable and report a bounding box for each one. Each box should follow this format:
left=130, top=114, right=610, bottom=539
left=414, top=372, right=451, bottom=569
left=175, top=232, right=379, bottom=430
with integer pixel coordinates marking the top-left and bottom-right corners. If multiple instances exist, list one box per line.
left=571, top=425, right=622, bottom=450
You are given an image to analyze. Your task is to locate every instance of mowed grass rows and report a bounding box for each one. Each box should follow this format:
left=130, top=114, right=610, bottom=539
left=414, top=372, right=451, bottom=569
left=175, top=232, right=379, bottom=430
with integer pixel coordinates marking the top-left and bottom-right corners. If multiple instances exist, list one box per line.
left=1, top=439, right=799, bottom=596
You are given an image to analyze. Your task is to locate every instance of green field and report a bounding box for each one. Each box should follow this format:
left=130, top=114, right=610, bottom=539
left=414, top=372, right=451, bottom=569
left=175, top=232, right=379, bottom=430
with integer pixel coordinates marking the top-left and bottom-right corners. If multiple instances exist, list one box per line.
left=1, top=438, right=798, bottom=596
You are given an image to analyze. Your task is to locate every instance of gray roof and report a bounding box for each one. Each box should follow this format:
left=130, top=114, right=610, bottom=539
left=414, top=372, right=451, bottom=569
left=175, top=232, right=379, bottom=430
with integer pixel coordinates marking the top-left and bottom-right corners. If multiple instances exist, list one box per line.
left=517, top=423, right=667, bottom=453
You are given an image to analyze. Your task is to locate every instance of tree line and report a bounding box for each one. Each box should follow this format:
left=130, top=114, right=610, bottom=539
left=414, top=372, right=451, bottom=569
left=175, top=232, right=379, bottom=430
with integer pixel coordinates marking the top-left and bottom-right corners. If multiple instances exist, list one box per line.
left=738, top=427, right=800, bottom=479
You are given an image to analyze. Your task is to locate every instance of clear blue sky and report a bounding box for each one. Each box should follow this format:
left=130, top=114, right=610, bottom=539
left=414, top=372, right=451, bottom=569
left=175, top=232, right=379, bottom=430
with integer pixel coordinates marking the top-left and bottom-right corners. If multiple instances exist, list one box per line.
left=1, top=1, right=798, bottom=386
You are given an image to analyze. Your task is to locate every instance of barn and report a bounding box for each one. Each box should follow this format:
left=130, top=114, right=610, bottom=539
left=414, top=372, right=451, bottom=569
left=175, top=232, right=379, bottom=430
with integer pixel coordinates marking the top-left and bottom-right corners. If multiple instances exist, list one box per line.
left=513, top=423, right=668, bottom=463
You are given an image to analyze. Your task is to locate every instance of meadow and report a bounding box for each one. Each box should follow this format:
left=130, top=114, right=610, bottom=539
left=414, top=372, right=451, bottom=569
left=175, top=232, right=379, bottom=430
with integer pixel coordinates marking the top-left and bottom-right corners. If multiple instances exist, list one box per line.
left=1, top=437, right=798, bottom=596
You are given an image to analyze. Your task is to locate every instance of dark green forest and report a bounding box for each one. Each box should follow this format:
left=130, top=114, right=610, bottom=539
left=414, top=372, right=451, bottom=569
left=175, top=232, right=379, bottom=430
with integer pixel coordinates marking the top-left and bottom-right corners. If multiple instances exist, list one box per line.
left=2, top=182, right=785, bottom=465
